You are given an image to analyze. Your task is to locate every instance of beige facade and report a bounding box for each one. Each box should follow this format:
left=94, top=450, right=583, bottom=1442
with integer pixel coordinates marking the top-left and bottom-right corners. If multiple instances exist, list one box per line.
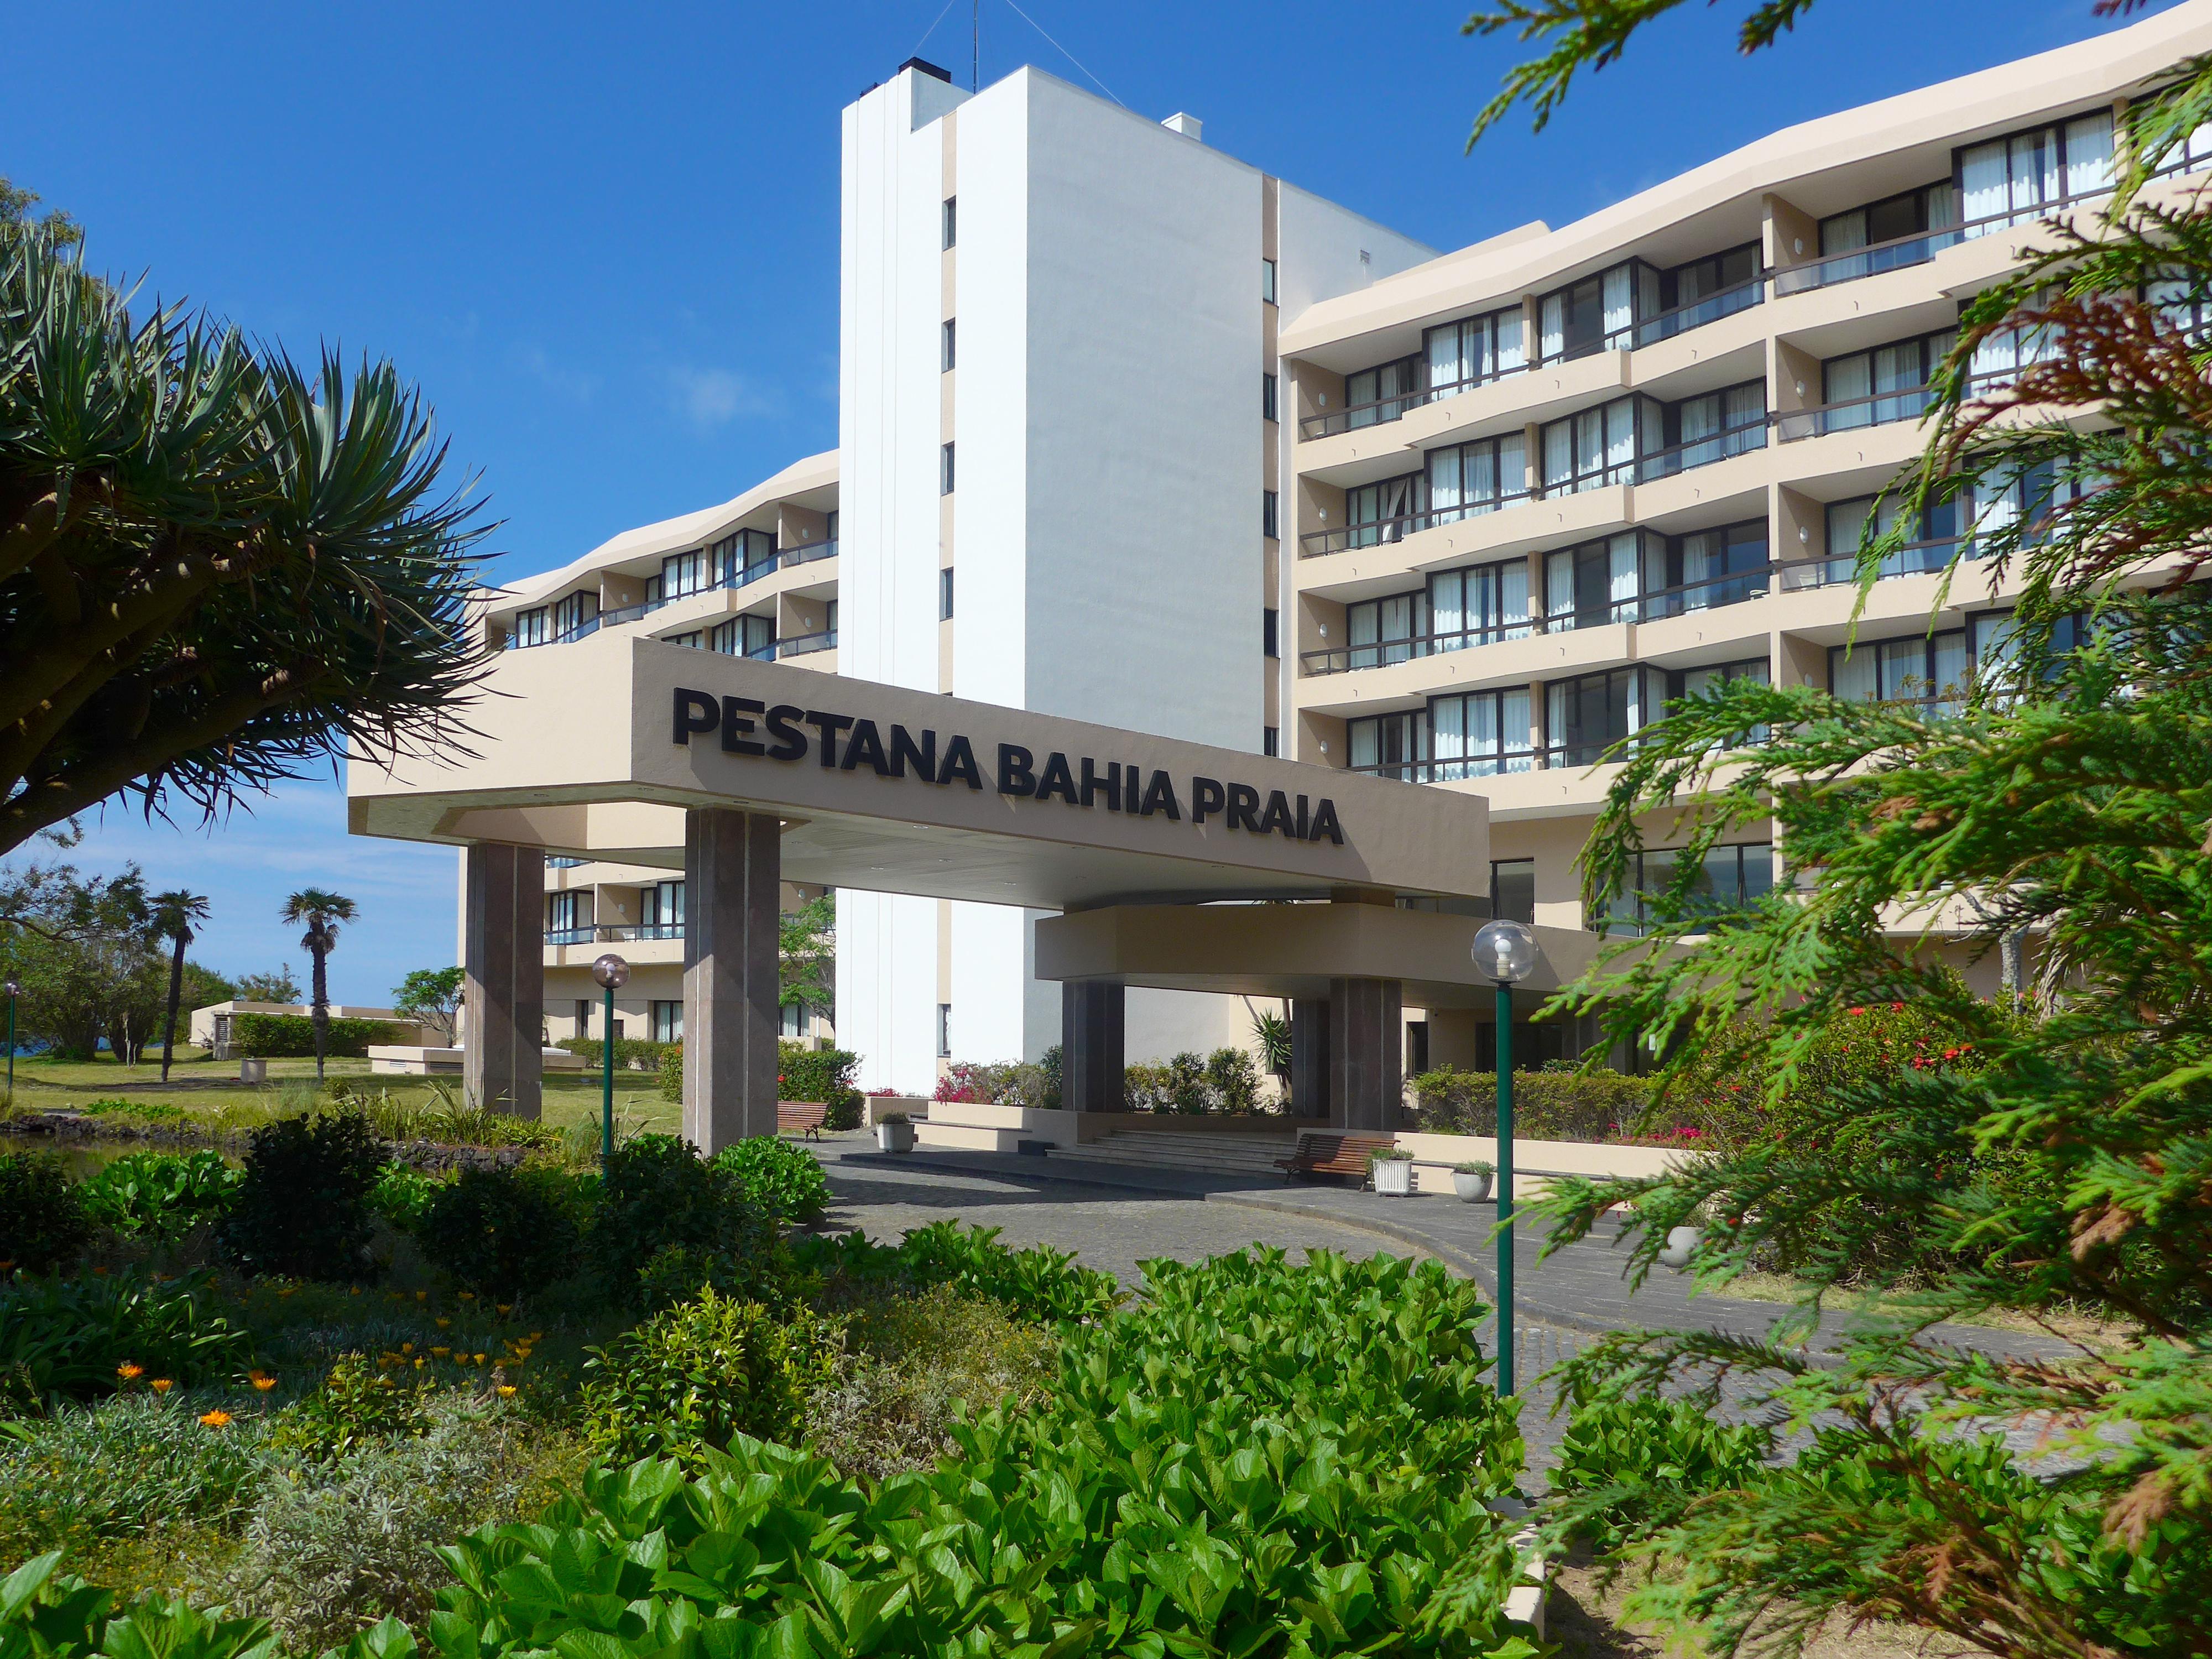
left=1278, top=4, right=2212, bottom=1007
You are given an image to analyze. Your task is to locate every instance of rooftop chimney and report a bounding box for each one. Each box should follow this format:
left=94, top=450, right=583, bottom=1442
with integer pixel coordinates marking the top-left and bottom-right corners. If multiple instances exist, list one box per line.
left=1161, top=112, right=1202, bottom=141
left=900, top=56, right=953, bottom=84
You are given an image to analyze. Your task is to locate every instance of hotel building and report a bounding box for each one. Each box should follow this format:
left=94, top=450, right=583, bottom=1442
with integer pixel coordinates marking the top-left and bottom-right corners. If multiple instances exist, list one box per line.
left=471, top=4, right=2212, bottom=1094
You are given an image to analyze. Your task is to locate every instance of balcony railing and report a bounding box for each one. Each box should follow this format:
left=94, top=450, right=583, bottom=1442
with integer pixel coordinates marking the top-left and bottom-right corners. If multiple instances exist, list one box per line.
left=1298, top=364, right=1532, bottom=440
left=1299, top=547, right=1972, bottom=676
left=1298, top=492, right=1536, bottom=558
left=1630, top=277, right=1764, bottom=349
left=1772, top=185, right=2116, bottom=298
left=1632, top=418, right=1769, bottom=483
left=778, top=629, right=837, bottom=658
left=546, top=922, right=684, bottom=946
left=1774, top=384, right=1937, bottom=441
left=512, top=540, right=839, bottom=648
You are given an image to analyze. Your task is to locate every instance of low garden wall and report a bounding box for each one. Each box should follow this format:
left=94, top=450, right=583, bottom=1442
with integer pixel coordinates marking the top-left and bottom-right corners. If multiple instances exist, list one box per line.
left=1393, top=1131, right=1688, bottom=1196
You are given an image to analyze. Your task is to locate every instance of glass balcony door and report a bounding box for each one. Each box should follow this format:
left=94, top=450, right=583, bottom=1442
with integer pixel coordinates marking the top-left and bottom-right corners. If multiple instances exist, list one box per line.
left=1428, top=557, right=1531, bottom=650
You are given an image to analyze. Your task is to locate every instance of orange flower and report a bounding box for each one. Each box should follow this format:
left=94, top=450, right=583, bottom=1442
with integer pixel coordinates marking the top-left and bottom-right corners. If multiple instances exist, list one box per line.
left=150, top=1378, right=173, bottom=1394
left=117, top=1362, right=144, bottom=1381
left=199, top=1410, right=232, bottom=1428
left=0, top=1260, right=16, bottom=1272
left=415, top=1291, right=429, bottom=1303
left=251, top=1373, right=277, bottom=1392
left=349, top=1285, right=362, bottom=1296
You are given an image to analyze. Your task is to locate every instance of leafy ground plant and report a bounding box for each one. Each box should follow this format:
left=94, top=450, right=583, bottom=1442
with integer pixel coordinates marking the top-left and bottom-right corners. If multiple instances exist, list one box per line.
left=76, top=1152, right=241, bottom=1241
left=708, top=1137, right=831, bottom=1225
left=791, top=1219, right=1122, bottom=1323
left=0, top=1268, right=248, bottom=1408
left=216, top=1111, right=387, bottom=1282
left=0, top=1152, right=91, bottom=1273
left=416, top=1165, right=584, bottom=1298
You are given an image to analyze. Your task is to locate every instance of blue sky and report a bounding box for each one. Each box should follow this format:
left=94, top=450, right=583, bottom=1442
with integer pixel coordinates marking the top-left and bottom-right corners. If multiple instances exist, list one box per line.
left=1, top=0, right=2163, bottom=1002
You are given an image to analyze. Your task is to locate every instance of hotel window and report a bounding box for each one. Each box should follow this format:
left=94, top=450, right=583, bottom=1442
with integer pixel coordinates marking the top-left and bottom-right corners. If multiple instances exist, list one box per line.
left=1346, top=709, right=1429, bottom=780
left=937, top=1003, right=951, bottom=1058
left=1344, top=354, right=1422, bottom=427
left=1960, top=109, right=2114, bottom=234
left=825, top=598, right=838, bottom=641
left=1424, top=304, right=1527, bottom=394
left=509, top=607, right=549, bottom=648
left=2148, top=268, right=2212, bottom=340
left=648, top=547, right=710, bottom=606
left=1262, top=372, right=1278, bottom=423
left=1343, top=471, right=1421, bottom=545
left=1606, top=843, right=1775, bottom=937
left=1490, top=859, right=1536, bottom=925
left=715, top=528, right=775, bottom=583
left=709, top=614, right=777, bottom=660
left=1262, top=489, right=1280, bottom=540
left=940, top=442, right=956, bottom=495
left=651, top=1001, right=683, bottom=1044
left=1262, top=724, right=1279, bottom=757
left=1426, top=430, right=1528, bottom=523
left=1637, top=243, right=1762, bottom=346
left=1540, top=397, right=1653, bottom=494
left=1262, top=607, right=1279, bottom=658
left=1546, top=533, right=1648, bottom=630
left=1830, top=628, right=1971, bottom=714
left=1966, top=458, right=2096, bottom=548
left=781, top=1001, right=808, bottom=1040
left=662, top=631, right=704, bottom=649
left=1345, top=592, right=1420, bottom=669
left=1818, top=180, right=1958, bottom=264
left=1642, top=380, right=1767, bottom=480
left=1546, top=666, right=1656, bottom=767
left=1428, top=556, right=1531, bottom=650
left=1428, top=687, right=1535, bottom=779
left=1646, top=519, right=1770, bottom=617
left=825, top=509, right=839, bottom=552
left=940, top=567, right=954, bottom=620
left=1968, top=607, right=2096, bottom=698
left=1819, top=328, right=1954, bottom=431
left=1825, top=493, right=1960, bottom=585
left=641, top=879, right=686, bottom=940
left=942, top=196, right=956, bottom=249
left=1539, top=262, right=1645, bottom=361
left=1666, top=656, right=1771, bottom=747
left=574, top=998, right=593, bottom=1037
left=546, top=890, right=592, bottom=943
left=942, top=318, right=956, bottom=372
left=550, top=589, right=598, bottom=641
left=1968, top=297, right=2061, bottom=391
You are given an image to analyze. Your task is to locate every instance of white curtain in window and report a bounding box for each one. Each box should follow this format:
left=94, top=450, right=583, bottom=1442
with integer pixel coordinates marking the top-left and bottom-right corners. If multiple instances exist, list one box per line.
left=1498, top=560, right=1530, bottom=630
left=1678, top=529, right=1717, bottom=609
left=1608, top=534, right=1640, bottom=619
left=1467, top=445, right=1498, bottom=509
left=1427, top=448, right=1463, bottom=517
left=1349, top=720, right=1379, bottom=769
left=1540, top=294, right=1564, bottom=361
left=1602, top=266, right=1634, bottom=343
left=1961, top=140, right=2008, bottom=231
left=1543, top=420, right=1573, bottom=491
left=1679, top=393, right=1720, bottom=444
left=1496, top=310, right=1526, bottom=372
left=1575, top=410, right=1606, bottom=487
left=1823, top=208, right=1869, bottom=256
left=1833, top=648, right=1877, bottom=702
left=1603, top=401, right=1635, bottom=482
left=1499, top=689, right=1532, bottom=768
left=1827, top=497, right=1872, bottom=581
left=1925, top=181, right=1958, bottom=229
left=1430, top=571, right=1466, bottom=644
left=1497, top=433, right=1526, bottom=500
left=1825, top=352, right=1872, bottom=427
left=1427, top=325, right=1464, bottom=390
left=1432, top=696, right=1467, bottom=766
left=2064, top=112, right=2114, bottom=200
left=1545, top=550, right=1575, bottom=620
left=1725, top=382, right=1766, bottom=429
left=2010, top=130, right=2058, bottom=216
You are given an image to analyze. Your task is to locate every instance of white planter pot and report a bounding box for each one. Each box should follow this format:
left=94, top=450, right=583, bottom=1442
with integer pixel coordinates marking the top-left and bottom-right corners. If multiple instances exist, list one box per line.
left=1452, top=1170, right=1494, bottom=1203
left=1658, top=1225, right=1704, bottom=1271
left=1372, top=1158, right=1413, bottom=1196
left=238, top=1058, right=267, bottom=1084
left=876, top=1120, right=915, bottom=1154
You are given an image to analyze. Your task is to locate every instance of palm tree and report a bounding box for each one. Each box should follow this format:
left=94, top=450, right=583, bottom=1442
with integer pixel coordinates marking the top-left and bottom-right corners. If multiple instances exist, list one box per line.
left=150, top=889, right=210, bottom=1084
left=281, top=890, right=357, bottom=1082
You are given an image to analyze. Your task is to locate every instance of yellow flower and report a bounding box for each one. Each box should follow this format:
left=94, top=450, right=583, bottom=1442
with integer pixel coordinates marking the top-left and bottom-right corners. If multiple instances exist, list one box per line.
left=495, top=1303, right=512, bottom=1316
left=199, top=1410, right=232, bottom=1428
left=278, top=1286, right=296, bottom=1298
left=252, top=1375, right=277, bottom=1392
left=116, top=1362, right=143, bottom=1381
left=497, top=1385, right=516, bottom=1398
left=435, top=1317, right=451, bottom=1329
left=458, top=1291, right=476, bottom=1301
left=430, top=1346, right=450, bottom=1358
left=528, top=1332, right=544, bottom=1342
left=348, top=1285, right=362, bottom=1296
left=473, top=1353, right=488, bottom=1365
left=414, top=1358, right=426, bottom=1369
left=400, top=1342, right=415, bottom=1354
left=415, top=1291, right=429, bottom=1303
left=150, top=1379, right=173, bottom=1394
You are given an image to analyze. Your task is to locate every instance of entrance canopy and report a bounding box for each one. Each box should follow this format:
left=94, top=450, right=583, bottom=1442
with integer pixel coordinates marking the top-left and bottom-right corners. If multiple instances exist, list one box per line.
left=349, top=635, right=1493, bottom=908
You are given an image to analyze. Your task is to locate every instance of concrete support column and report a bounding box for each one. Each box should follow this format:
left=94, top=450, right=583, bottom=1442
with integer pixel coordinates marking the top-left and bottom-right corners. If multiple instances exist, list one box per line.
left=1061, top=980, right=1125, bottom=1113
left=1290, top=998, right=1329, bottom=1120
left=682, top=808, right=781, bottom=1153
left=463, top=843, right=544, bottom=1118
left=1328, top=977, right=1403, bottom=1131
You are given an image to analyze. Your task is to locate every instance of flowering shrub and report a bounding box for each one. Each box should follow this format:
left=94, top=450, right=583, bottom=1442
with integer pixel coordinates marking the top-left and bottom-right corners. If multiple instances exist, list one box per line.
left=932, top=1056, right=1060, bottom=1109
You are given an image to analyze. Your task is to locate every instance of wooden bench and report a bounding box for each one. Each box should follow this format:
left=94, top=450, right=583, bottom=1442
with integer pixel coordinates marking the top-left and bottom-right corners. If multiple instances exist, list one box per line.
left=1274, top=1131, right=1395, bottom=1187
left=778, top=1102, right=828, bottom=1141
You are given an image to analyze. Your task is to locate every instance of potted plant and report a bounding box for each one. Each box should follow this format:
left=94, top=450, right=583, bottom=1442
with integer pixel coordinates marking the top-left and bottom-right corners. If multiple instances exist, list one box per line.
left=1370, top=1145, right=1415, bottom=1196
left=1451, top=1160, right=1495, bottom=1203
left=876, top=1112, right=915, bottom=1154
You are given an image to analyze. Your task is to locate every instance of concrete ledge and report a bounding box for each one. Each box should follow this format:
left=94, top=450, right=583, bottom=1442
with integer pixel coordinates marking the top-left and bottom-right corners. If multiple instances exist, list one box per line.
left=368, top=1045, right=584, bottom=1076
left=1396, top=1130, right=1687, bottom=1196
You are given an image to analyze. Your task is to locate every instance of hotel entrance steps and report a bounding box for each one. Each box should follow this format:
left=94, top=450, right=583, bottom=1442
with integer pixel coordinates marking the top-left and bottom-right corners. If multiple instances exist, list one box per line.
left=1043, top=1129, right=1301, bottom=1177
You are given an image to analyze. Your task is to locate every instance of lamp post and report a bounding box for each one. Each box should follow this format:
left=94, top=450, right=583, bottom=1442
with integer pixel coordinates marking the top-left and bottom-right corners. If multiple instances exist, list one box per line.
left=3, top=978, right=19, bottom=1099
left=590, top=953, right=630, bottom=1177
left=1470, top=919, right=1541, bottom=1396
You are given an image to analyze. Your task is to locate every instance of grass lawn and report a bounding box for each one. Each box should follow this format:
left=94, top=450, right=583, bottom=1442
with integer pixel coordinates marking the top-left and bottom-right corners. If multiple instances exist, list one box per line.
left=1, top=1052, right=680, bottom=1140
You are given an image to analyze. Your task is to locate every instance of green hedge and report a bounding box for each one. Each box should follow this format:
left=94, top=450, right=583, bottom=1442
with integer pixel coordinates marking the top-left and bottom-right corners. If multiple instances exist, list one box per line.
left=654, top=1041, right=863, bottom=1130
left=231, top=1014, right=402, bottom=1059
left=555, top=1037, right=672, bottom=1071
left=1407, top=1066, right=1657, bottom=1141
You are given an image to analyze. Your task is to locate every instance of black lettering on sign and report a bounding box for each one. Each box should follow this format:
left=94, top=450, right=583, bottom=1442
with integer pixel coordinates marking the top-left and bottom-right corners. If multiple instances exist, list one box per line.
left=720, top=696, right=765, bottom=757
left=674, top=688, right=718, bottom=745
left=940, top=735, right=984, bottom=790
left=1225, top=782, right=1262, bottom=832
left=1296, top=794, right=1312, bottom=841
left=842, top=718, right=891, bottom=776
left=1259, top=790, right=1296, bottom=837
left=1035, top=752, right=1079, bottom=805
left=805, top=711, right=854, bottom=768
left=890, top=726, right=936, bottom=780
left=1081, top=758, right=1120, bottom=811
left=1139, top=770, right=1181, bottom=820
left=1308, top=798, right=1345, bottom=846
left=1191, top=776, right=1226, bottom=825
left=997, top=744, right=1036, bottom=797
left=764, top=704, right=808, bottom=761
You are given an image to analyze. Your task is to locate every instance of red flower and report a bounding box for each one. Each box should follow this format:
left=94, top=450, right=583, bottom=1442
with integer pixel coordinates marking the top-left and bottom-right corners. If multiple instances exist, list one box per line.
left=1891, top=1001, right=1906, bottom=1013
left=1848, top=1006, right=1868, bottom=1017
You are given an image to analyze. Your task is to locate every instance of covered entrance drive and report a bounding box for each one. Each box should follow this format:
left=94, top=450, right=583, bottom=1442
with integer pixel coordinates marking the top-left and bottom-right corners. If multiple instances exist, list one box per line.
left=349, top=635, right=1536, bottom=1148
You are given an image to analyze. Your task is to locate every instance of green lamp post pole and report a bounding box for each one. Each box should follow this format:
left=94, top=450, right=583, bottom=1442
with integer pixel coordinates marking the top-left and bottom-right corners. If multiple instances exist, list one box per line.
left=591, top=953, right=630, bottom=1180
left=1469, top=921, right=1540, bottom=1400
left=4, top=978, right=19, bottom=1100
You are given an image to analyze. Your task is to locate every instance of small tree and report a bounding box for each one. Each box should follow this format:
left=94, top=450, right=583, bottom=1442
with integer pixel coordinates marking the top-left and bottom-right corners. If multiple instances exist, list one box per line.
left=281, top=890, right=356, bottom=1081
left=149, top=889, right=208, bottom=1082
left=779, top=893, right=834, bottom=1018
left=234, top=966, right=301, bottom=1004
left=391, top=965, right=464, bottom=1045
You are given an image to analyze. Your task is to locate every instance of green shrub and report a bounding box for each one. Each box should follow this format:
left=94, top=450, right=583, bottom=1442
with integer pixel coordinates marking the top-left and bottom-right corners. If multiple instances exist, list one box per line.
left=77, top=1152, right=241, bottom=1240
left=366, top=1164, right=440, bottom=1232
left=418, top=1166, right=585, bottom=1297
left=587, top=1135, right=778, bottom=1309
left=216, top=1111, right=388, bottom=1282
left=709, top=1138, right=831, bottom=1224
left=79, top=1097, right=189, bottom=1126
left=790, top=1220, right=1121, bottom=1324
left=1408, top=1066, right=1657, bottom=1141
left=1122, top=1051, right=1269, bottom=1114
left=656, top=1044, right=682, bottom=1103
left=1204, top=1046, right=1263, bottom=1113
left=231, top=1014, right=401, bottom=1059
left=554, top=1036, right=670, bottom=1071
left=653, top=1044, right=865, bottom=1124
left=0, top=1269, right=249, bottom=1407
left=0, top=1391, right=270, bottom=1556
left=581, top=1289, right=841, bottom=1460
left=266, top=1354, right=431, bottom=1464
left=0, top=1154, right=90, bottom=1273
left=0, top=1555, right=277, bottom=1659
left=1549, top=1383, right=1774, bottom=1552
